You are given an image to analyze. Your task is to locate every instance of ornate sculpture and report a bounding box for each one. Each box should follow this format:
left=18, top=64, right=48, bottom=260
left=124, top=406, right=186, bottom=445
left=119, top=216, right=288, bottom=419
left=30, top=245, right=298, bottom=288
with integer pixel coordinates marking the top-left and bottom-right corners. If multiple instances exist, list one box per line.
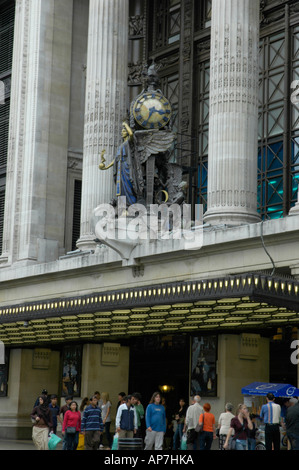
left=99, top=63, right=183, bottom=208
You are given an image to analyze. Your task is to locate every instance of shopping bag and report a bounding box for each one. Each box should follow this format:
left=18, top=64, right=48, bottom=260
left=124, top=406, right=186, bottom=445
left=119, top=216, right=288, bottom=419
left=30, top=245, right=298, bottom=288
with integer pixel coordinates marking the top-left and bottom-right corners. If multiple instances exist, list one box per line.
left=180, top=433, right=187, bottom=450
left=111, top=433, right=119, bottom=450
left=77, top=432, right=85, bottom=450
left=48, top=432, right=62, bottom=450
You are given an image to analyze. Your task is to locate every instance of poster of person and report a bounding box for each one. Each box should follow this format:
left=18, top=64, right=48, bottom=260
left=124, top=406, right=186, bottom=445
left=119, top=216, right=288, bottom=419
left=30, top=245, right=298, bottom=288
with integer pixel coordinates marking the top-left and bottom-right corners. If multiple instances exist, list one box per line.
left=190, top=336, right=217, bottom=397
left=61, top=345, right=82, bottom=397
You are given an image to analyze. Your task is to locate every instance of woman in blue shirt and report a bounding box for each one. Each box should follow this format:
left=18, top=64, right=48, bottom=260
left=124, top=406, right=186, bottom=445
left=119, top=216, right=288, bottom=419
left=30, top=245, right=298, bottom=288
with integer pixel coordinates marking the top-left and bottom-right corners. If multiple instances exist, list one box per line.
left=145, top=392, right=166, bottom=450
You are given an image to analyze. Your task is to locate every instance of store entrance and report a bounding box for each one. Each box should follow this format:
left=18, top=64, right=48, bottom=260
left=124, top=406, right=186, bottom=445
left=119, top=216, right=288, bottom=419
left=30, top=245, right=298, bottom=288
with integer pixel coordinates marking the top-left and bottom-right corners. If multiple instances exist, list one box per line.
left=128, top=334, right=190, bottom=435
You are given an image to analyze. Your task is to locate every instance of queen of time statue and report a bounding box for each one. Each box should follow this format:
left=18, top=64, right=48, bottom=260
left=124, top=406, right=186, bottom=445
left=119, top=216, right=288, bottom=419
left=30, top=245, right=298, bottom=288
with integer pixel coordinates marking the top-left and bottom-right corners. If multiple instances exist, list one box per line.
left=99, top=63, right=184, bottom=209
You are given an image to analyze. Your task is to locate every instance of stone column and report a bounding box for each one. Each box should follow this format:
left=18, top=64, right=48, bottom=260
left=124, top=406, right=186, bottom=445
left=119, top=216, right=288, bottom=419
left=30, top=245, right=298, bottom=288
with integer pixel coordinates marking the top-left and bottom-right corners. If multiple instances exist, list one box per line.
left=0, top=0, right=73, bottom=265
left=77, top=0, right=129, bottom=251
left=203, top=0, right=260, bottom=226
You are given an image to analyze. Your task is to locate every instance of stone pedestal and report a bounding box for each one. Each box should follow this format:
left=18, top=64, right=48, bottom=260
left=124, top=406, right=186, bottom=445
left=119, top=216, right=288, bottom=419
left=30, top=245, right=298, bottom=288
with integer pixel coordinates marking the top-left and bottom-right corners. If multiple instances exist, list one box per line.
left=77, top=0, right=129, bottom=251
left=203, top=0, right=260, bottom=226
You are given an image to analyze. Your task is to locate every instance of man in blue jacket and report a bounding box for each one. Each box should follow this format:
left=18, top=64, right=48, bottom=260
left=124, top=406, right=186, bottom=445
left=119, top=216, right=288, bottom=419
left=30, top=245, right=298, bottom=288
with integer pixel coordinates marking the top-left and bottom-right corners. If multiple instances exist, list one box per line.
left=81, top=395, right=104, bottom=450
left=145, top=392, right=166, bottom=450
left=115, top=395, right=138, bottom=438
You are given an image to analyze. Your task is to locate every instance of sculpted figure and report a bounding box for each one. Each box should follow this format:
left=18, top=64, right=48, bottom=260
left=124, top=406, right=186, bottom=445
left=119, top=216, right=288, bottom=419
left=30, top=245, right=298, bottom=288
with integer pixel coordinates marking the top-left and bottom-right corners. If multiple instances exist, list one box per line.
left=99, top=63, right=184, bottom=208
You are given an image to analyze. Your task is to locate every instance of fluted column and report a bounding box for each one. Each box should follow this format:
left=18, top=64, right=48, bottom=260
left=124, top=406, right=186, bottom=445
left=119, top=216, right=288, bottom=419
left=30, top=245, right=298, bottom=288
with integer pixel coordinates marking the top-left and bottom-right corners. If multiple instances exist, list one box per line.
left=77, top=0, right=129, bottom=251
left=0, top=0, right=73, bottom=265
left=203, top=0, right=260, bottom=226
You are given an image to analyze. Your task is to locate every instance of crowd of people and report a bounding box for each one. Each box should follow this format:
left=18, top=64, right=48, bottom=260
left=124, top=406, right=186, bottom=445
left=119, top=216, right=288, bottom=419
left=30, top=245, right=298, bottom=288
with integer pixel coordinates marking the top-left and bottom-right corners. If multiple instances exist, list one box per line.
left=30, top=388, right=299, bottom=451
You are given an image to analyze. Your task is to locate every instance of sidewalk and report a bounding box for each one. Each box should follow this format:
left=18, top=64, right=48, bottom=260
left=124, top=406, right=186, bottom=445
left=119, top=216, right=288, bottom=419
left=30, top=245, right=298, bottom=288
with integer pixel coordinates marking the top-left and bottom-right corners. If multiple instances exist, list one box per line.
left=0, top=438, right=38, bottom=450
left=0, top=436, right=63, bottom=450
left=0, top=436, right=219, bottom=451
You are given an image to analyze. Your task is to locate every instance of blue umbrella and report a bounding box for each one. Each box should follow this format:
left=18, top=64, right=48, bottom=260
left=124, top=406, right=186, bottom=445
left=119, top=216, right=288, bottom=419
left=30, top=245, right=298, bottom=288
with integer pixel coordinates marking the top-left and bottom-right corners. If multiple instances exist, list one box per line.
left=241, top=382, right=299, bottom=397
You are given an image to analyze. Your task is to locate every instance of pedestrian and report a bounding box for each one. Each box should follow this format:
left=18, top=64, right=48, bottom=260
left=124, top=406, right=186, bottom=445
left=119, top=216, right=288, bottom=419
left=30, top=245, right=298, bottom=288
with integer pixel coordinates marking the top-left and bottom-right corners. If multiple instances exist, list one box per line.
left=94, top=391, right=103, bottom=407
left=144, top=392, right=166, bottom=450
left=62, top=400, right=81, bottom=450
left=33, top=389, right=50, bottom=407
left=60, top=395, right=73, bottom=418
left=172, top=398, right=187, bottom=450
left=131, top=392, right=145, bottom=439
left=223, top=404, right=253, bottom=450
left=247, top=414, right=258, bottom=450
left=100, top=392, right=113, bottom=448
left=198, top=403, right=216, bottom=450
left=260, top=392, right=281, bottom=451
left=183, top=395, right=203, bottom=450
left=115, top=395, right=138, bottom=438
left=77, top=397, right=89, bottom=451
left=116, top=392, right=126, bottom=410
left=285, top=398, right=299, bottom=450
left=49, top=394, right=62, bottom=435
left=217, top=403, right=235, bottom=450
left=31, top=394, right=53, bottom=450
left=59, top=395, right=73, bottom=450
left=81, top=395, right=104, bottom=450
left=79, top=397, right=89, bottom=413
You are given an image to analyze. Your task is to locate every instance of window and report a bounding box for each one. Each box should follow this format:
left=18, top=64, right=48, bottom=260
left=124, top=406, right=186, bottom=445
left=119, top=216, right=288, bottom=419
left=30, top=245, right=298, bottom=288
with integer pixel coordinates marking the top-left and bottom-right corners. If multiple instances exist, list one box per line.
left=0, top=0, right=14, bottom=76
left=0, top=0, right=15, bottom=253
left=258, top=32, right=285, bottom=219
left=195, top=0, right=212, bottom=32
left=72, top=179, right=82, bottom=251
left=145, top=1, right=299, bottom=219
left=148, top=0, right=181, bottom=52
left=291, top=25, right=299, bottom=205
left=196, top=60, right=210, bottom=210
left=258, top=16, right=299, bottom=219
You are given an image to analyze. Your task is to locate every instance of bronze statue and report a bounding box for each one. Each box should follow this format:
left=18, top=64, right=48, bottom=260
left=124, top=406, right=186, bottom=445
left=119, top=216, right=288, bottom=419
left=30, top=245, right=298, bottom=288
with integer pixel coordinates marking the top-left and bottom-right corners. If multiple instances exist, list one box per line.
left=99, top=63, right=183, bottom=208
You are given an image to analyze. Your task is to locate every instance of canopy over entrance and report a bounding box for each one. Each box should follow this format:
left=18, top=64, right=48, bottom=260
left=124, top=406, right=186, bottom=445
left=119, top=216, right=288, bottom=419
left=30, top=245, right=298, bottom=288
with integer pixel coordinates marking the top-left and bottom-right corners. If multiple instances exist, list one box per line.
left=0, top=273, right=298, bottom=346
left=242, top=382, right=299, bottom=397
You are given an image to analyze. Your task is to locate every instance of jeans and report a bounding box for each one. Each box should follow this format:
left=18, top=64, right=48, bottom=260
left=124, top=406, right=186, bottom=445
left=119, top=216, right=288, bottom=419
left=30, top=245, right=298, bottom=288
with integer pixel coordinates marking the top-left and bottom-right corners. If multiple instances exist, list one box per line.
left=199, top=431, right=213, bottom=450
left=100, top=421, right=113, bottom=448
left=287, top=432, right=299, bottom=450
left=173, top=423, right=184, bottom=450
left=235, top=439, right=247, bottom=450
left=64, top=430, right=79, bottom=451
left=247, top=438, right=256, bottom=450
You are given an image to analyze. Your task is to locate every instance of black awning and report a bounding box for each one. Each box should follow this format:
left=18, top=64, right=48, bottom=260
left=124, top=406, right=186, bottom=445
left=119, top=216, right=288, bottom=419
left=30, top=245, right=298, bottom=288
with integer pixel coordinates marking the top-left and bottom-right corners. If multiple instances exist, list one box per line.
left=0, top=273, right=298, bottom=345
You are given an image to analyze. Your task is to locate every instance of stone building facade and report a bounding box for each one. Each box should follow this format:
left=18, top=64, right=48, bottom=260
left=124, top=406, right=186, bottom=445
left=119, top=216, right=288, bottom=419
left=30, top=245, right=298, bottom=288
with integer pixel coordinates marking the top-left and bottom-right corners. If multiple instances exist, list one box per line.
left=0, top=0, right=298, bottom=439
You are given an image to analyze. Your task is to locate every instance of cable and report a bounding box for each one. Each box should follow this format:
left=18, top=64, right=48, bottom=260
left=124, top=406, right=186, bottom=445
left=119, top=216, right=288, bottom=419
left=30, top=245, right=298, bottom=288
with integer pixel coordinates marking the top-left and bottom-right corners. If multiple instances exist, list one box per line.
left=260, top=220, right=276, bottom=275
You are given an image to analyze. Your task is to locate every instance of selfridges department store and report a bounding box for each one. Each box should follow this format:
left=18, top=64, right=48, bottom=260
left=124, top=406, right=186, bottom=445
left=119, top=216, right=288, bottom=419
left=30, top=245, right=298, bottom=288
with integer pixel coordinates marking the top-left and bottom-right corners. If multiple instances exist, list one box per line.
left=0, top=0, right=298, bottom=439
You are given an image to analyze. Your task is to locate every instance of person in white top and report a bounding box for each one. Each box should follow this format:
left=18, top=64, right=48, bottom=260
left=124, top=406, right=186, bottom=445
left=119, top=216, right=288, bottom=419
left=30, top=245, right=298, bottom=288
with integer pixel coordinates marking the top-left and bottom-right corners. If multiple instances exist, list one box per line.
left=183, top=395, right=203, bottom=450
left=217, top=403, right=235, bottom=450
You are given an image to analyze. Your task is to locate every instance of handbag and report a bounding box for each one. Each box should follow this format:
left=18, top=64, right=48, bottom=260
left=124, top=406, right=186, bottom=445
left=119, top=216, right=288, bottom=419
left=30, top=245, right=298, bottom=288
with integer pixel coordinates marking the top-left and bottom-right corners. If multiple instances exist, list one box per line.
left=66, top=426, right=77, bottom=434
left=195, top=413, right=204, bottom=433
